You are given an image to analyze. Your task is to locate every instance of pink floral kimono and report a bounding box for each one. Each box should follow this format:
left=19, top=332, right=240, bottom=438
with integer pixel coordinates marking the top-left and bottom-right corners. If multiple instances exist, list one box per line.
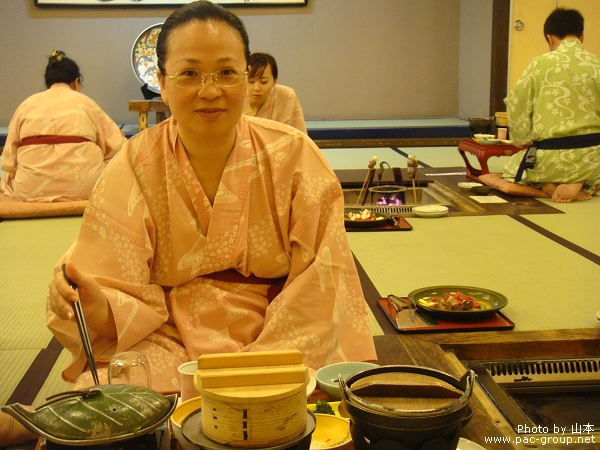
left=245, top=84, right=307, bottom=134
left=47, top=115, right=376, bottom=392
left=1, top=84, right=126, bottom=202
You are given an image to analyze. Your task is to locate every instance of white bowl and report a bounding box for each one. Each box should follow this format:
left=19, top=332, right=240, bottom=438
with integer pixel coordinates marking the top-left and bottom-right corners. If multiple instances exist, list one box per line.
left=457, top=182, right=482, bottom=190
left=412, top=205, right=449, bottom=218
left=315, top=362, right=379, bottom=401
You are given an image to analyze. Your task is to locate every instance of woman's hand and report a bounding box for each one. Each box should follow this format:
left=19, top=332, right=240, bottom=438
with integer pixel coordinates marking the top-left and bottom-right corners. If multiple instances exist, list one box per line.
left=48, top=261, right=117, bottom=338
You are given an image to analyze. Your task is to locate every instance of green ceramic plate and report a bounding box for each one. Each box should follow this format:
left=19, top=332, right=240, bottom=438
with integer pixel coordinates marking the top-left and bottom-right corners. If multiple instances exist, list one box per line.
left=408, top=285, right=508, bottom=321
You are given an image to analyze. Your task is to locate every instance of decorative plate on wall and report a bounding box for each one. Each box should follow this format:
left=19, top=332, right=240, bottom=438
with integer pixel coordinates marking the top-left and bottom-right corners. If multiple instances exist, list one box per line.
left=131, top=23, right=163, bottom=94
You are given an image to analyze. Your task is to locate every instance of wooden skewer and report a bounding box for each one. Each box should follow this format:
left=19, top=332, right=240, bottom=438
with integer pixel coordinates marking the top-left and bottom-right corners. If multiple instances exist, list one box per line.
left=408, top=155, right=419, bottom=204
left=357, top=156, right=378, bottom=205
left=412, top=178, right=418, bottom=204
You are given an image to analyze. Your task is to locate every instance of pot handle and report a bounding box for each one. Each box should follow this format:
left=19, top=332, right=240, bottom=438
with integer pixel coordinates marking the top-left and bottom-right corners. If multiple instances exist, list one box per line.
left=459, top=370, right=476, bottom=393
left=338, top=373, right=351, bottom=403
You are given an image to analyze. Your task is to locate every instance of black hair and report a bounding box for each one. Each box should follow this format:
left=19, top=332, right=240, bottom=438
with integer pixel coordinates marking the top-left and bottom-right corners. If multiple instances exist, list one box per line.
left=44, top=51, right=82, bottom=89
left=544, top=7, right=584, bottom=41
left=156, top=0, right=250, bottom=75
left=248, top=53, right=278, bottom=80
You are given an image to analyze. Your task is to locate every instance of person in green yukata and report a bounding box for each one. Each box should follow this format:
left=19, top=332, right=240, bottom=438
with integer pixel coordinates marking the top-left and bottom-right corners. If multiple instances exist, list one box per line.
left=483, top=7, right=600, bottom=203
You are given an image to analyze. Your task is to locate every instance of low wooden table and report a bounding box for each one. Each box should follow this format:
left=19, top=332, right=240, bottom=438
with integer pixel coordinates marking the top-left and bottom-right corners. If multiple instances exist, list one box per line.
left=129, top=100, right=170, bottom=131
left=458, top=138, right=525, bottom=180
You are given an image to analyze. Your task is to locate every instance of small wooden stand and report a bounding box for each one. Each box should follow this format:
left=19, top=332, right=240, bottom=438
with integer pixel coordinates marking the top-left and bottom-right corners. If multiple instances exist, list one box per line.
left=458, top=138, right=525, bottom=180
left=129, top=100, right=170, bottom=131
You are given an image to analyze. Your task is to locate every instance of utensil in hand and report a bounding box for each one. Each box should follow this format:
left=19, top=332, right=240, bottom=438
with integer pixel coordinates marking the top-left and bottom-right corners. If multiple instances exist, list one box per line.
left=108, top=351, right=152, bottom=388
left=61, top=263, right=99, bottom=385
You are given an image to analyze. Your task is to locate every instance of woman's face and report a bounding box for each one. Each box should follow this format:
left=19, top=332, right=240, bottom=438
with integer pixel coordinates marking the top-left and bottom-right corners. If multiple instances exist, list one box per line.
left=158, top=20, right=248, bottom=143
left=248, top=64, right=276, bottom=110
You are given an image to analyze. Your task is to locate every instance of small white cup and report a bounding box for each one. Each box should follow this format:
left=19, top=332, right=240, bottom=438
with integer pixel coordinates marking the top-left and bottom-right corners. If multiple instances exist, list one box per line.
left=497, top=127, right=508, bottom=140
left=178, top=360, right=201, bottom=402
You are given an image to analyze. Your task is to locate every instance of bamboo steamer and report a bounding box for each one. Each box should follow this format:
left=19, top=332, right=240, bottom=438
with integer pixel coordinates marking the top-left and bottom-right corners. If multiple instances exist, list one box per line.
left=195, top=350, right=308, bottom=448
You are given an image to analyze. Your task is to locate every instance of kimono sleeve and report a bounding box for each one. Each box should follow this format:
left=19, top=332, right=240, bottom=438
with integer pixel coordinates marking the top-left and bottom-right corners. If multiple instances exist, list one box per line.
left=47, top=144, right=169, bottom=377
left=244, top=153, right=376, bottom=369
left=505, top=59, right=539, bottom=145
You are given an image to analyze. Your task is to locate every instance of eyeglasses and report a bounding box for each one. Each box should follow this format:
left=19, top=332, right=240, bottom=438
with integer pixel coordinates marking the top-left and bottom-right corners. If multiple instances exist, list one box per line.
left=166, top=68, right=247, bottom=89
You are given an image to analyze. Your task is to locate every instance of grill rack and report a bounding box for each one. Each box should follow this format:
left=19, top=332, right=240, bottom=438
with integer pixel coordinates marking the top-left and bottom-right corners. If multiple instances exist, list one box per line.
left=474, top=357, right=600, bottom=384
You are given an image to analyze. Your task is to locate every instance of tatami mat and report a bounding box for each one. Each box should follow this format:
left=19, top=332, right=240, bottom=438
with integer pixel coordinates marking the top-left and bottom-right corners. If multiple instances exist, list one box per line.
left=33, top=349, right=75, bottom=407
left=0, top=217, right=81, bottom=350
left=0, top=350, right=39, bottom=406
left=399, top=147, right=465, bottom=169
left=321, top=145, right=510, bottom=173
left=524, top=196, right=600, bottom=256
left=347, top=215, right=600, bottom=330
left=321, top=147, right=409, bottom=170
left=0, top=217, right=81, bottom=408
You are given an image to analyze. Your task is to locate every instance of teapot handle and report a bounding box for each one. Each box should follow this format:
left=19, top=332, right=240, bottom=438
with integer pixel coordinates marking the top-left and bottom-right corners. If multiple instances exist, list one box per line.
left=36, top=388, right=102, bottom=410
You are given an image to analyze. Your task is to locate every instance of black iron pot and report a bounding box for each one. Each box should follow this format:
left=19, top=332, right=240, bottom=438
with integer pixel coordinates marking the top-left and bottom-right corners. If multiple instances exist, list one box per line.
left=339, top=365, right=475, bottom=450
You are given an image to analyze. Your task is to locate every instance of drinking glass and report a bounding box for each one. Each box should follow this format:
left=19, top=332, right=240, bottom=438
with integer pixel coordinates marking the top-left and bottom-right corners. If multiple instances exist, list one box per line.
left=108, top=351, right=152, bottom=389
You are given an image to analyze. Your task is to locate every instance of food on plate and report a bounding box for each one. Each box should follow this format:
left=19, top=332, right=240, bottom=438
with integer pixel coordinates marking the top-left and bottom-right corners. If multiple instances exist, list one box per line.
left=314, top=400, right=336, bottom=416
left=345, top=209, right=384, bottom=221
left=418, top=291, right=487, bottom=311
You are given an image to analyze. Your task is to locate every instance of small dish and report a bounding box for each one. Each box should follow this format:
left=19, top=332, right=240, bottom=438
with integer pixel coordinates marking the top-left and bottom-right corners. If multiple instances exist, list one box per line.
left=470, top=185, right=493, bottom=195
left=474, top=138, right=500, bottom=145
left=473, top=133, right=495, bottom=140
left=306, top=376, right=317, bottom=398
left=315, top=362, right=379, bottom=400
left=131, top=23, right=163, bottom=94
left=458, top=182, right=482, bottom=190
left=171, top=396, right=201, bottom=450
left=310, top=414, right=352, bottom=450
left=307, top=401, right=342, bottom=417
left=412, top=205, right=449, bottom=218
left=457, top=437, right=486, bottom=450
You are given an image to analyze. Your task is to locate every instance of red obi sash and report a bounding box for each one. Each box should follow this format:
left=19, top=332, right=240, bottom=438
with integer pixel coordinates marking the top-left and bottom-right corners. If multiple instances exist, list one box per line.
left=19, top=135, right=90, bottom=147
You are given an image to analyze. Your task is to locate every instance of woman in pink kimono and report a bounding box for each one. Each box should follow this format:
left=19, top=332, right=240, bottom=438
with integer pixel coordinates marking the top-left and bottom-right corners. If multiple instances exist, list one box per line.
left=244, top=52, right=308, bottom=133
left=0, top=51, right=126, bottom=202
left=4, top=5, right=362, bottom=442
left=42, top=0, right=374, bottom=407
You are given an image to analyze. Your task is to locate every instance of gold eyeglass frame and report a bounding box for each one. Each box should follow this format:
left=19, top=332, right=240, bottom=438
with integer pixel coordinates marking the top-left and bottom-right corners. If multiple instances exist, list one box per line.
left=166, top=69, right=248, bottom=89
